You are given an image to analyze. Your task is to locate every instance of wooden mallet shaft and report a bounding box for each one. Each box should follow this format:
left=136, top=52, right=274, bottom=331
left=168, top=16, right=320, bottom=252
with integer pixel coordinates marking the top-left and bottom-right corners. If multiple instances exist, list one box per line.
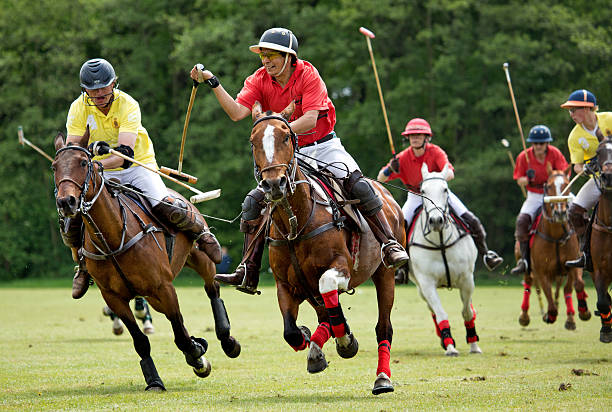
left=17, top=126, right=54, bottom=162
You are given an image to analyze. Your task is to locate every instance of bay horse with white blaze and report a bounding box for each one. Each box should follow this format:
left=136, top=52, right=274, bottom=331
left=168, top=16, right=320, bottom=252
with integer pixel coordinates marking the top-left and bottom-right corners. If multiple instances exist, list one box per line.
left=406, top=163, right=481, bottom=356
left=53, top=130, right=240, bottom=391
left=250, top=102, right=404, bottom=395
left=517, top=165, right=591, bottom=329
left=590, top=136, right=612, bottom=342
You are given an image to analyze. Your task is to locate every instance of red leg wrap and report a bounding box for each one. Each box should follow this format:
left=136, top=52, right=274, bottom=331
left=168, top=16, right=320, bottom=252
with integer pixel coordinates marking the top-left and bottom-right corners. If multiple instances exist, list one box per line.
left=521, top=287, right=531, bottom=312
left=311, top=322, right=332, bottom=349
left=291, top=334, right=307, bottom=352
left=376, top=340, right=391, bottom=377
left=464, top=319, right=479, bottom=343
left=577, top=291, right=588, bottom=300
left=601, top=310, right=612, bottom=325
left=577, top=291, right=589, bottom=313
left=565, top=293, right=575, bottom=315
left=438, top=320, right=454, bottom=348
left=322, top=290, right=347, bottom=338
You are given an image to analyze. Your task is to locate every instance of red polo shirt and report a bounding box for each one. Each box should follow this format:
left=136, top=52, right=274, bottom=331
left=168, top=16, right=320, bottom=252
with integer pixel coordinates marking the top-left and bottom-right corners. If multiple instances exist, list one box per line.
left=381, top=143, right=453, bottom=191
left=236, top=59, right=335, bottom=146
left=513, top=145, right=569, bottom=194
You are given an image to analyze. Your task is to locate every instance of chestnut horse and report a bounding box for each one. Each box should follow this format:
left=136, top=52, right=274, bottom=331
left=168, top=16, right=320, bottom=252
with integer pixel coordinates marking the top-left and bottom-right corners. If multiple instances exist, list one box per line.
left=591, top=137, right=612, bottom=342
left=53, top=131, right=240, bottom=391
left=517, top=166, right=591, bottom=329
left=249, top=102, right=403, bottom=395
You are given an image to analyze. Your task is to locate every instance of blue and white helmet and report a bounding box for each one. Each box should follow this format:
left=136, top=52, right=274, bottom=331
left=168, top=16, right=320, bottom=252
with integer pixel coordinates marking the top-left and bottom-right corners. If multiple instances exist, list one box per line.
left=527, top=125, right=553, bottom=143
left=249, top=28, right=298, bottom=56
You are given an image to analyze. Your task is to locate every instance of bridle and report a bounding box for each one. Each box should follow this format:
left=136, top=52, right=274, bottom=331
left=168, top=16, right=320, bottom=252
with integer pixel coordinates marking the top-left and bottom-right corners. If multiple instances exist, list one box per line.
left=541, top=172, right=569, bottom=223
left=420, top=176, right=450, bottom=236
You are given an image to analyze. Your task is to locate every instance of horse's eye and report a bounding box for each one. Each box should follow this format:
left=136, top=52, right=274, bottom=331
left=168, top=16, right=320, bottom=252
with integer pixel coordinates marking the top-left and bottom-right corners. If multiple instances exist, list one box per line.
left=80, top=160, right=88, bottom=167
left=51, top=165, right=56, bottom=172
left=284, top=133, right=290, bottom=143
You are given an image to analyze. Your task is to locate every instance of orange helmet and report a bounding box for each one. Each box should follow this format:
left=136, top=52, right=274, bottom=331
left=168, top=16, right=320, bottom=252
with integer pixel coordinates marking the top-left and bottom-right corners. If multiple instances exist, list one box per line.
left=401, top=118, right=432, bottom=138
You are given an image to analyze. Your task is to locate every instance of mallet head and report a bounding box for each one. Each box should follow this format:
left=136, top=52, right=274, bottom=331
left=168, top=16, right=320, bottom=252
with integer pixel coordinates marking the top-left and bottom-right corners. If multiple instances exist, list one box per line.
left=503, top=62, right=509, bottom=70
left=17, top=125, right=24, bottom=145
left=501, top=138, right=510, bottom=148
left=359, top=27, right=375, bottom=39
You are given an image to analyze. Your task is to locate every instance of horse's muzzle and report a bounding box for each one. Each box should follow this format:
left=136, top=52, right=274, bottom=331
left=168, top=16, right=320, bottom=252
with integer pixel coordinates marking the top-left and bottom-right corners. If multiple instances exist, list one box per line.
left=261, top=176, right=287, bottom=201
left=429, top=214, right=445, bottom=231
left=602, top=172, right=612, bottom=193
left=56, top=195, right=79, bottom=218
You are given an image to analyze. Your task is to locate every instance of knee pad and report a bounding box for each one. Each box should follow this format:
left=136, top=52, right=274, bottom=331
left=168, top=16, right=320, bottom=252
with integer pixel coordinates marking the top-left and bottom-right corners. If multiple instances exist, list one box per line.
left=350, top=177, right=382, bottom=215
left=241, top=188, right=266, bottom=221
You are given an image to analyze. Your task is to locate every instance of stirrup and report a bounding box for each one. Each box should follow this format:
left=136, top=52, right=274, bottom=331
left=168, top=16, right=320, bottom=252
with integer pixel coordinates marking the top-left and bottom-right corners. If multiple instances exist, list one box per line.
left=236, top=268, right=261, bottom=296
left=565, top=253, right=585, bottom=268
left=380, top=240, right=409, bottom=269
left=510, top=258, right=528, bottom=275
left=483, top=250, right=503, bottom=271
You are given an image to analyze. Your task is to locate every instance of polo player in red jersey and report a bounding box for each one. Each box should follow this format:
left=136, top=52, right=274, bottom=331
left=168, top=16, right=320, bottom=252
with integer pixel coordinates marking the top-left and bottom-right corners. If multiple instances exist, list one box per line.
left=190, top=27, right=409, bottom=294
left=377, top=118, right=503, bottom=272
left=509, top=125, right=569, bottom=275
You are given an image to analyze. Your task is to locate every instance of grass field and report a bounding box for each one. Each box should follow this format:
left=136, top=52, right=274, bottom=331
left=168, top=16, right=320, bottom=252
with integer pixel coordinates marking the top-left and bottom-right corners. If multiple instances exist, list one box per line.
left=0, top=280, right=610, bottom=411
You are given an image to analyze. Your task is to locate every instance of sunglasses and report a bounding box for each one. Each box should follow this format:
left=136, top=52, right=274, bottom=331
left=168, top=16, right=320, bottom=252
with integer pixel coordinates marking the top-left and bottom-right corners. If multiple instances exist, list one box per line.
left=259, top=51, right=283, bottom=60
left=568, top=107, right=584, bottom=114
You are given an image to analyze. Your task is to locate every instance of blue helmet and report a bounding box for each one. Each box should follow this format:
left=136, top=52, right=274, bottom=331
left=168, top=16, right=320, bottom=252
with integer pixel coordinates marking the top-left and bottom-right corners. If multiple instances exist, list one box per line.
left=527, top=125, right=553, bottom=143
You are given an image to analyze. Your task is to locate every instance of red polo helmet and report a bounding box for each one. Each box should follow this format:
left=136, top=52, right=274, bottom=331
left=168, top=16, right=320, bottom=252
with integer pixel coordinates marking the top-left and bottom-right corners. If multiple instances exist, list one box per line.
left=401, top=118, right=432, bottom=138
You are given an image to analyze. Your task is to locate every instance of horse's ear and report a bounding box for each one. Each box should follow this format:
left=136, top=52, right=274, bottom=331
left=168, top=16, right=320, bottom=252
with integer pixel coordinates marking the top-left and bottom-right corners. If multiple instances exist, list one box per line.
left=421, top=162, right=429, bottom=178
left=546, top=161, right=552, bottom=176
left=564, top=164, right=572, bottom=179
left=441, top=163, right=451, bottom=180
left=252, top=101, right=263, bottom=121
left=280, top=101, right=295, bottom=121
left=54, top=131, right=65, bottom=152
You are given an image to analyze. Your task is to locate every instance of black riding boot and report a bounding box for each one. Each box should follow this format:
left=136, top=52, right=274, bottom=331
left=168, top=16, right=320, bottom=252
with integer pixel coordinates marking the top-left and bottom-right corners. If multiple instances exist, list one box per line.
left=461, top=211, right=503, bottom=271
left=566, top=204, right=588, bottom=269
left=510, top=213, right=531, bottom=275
left=153, top=196, right=222, bottom=264
left=215, top=216, right=265, bottom=295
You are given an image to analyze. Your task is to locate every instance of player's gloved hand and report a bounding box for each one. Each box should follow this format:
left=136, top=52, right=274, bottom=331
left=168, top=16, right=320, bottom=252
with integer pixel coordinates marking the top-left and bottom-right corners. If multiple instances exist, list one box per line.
left=88, top=141, right=110, bottom=156
left=526, top=169, right=535, bottom=182
left=390, top=156, right=400, bottom=173
left=191, top=63, right=219, bottom=88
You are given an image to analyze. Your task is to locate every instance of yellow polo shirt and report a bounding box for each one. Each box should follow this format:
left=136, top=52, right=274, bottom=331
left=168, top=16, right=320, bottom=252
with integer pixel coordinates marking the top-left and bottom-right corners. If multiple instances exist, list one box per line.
left=567, top=112, right=612, bottom=164
left=66, top=90, right=157, bottom=171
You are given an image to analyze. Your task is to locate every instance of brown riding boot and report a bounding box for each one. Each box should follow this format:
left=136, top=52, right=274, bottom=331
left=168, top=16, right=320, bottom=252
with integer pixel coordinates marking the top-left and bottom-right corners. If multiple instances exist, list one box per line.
left=363, top=209, right=410, bottom=269
left=510, top=213, right=531, bottom=275
left=71, top=253, right=91, bottom=299
left=461, top=211, right=503, bottom=271
left=153, top=196, right=222, bottom=264
left=566, top=204, right=588, bottom=268
left=215, top=216, right=265, bottom=295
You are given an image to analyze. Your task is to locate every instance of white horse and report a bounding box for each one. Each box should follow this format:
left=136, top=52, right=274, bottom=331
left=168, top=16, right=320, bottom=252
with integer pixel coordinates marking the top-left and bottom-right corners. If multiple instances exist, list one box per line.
left=407, top=163, right=481, bottom=356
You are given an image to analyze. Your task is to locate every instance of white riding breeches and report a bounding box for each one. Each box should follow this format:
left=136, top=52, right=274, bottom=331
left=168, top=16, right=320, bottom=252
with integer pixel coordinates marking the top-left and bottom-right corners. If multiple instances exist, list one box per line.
left=105, top=165, right=168, bottom=207
left=402, top=190, right=468, bottom=224
left=518, top=191, right=544, bottom=219
left=297, top=136, right=360, bottom=179
left=573, top=178, right=601, bottom=210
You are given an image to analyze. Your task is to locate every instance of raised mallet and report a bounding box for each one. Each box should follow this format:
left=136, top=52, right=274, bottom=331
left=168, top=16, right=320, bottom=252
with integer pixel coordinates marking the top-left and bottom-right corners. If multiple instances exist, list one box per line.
left=17, top=125, right=53, bottom=162
left=501, top=138, right=526, bottom=198
left=359, top=27, right=395, bottom=155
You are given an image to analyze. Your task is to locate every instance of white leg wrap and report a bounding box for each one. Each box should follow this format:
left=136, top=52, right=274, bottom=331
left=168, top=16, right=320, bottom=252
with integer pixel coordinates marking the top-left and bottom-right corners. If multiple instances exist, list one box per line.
left=319, top=268, right=349, bottom=294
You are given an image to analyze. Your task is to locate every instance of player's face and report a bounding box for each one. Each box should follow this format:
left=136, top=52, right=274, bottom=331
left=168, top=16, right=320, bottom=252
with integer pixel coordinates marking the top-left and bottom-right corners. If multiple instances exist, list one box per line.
left=568, top=106, right=588, bottom=124
left=532, top=142, right=548, bottom=156
left=408, top=134, right=428, bottom=149
left=259, top=48, right=287, bottom=77
left=85, top=84, right=114, bottom=109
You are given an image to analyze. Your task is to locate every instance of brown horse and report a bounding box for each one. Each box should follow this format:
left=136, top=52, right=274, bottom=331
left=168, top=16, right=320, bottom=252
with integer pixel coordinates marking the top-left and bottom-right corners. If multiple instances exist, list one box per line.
left=517, top=165, right=591, bottom=329
left=249, top=102, right=403, bottom=395
left=53, top=131, right=240, bottom=391
left=591, top=137, right=612, bottom=342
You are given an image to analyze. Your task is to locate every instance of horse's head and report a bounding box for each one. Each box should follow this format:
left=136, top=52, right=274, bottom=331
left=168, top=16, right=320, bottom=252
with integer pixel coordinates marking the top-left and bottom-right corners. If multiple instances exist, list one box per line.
left=543, top=163, right=571, bottom=223
left=596, top=136, right=612, bottom=193
left=420, top=163, right=452, bottom=231
left=52, top=127, right=95, bottom=217
left=250, top=101, right=297, bottom=202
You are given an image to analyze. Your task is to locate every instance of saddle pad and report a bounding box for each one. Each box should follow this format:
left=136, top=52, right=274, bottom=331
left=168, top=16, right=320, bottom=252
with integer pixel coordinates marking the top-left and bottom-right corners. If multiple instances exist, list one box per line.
left=308, top=174, right=364, bottom=232
left=529, top=212, right=543, bottom=249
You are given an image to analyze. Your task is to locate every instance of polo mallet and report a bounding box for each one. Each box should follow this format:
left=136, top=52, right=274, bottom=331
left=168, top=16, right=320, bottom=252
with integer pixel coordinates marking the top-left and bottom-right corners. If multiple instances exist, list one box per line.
left=501, top=138, right=526, bottom=198
left=503, top=63, right=530, bottom=156
left=106, top=148, right=220, bottom=204
left=359, top=27, right=395, bottom=156
left=17, top=126, right=54, bottom=162
left=159, top=69, right=202, bottom=184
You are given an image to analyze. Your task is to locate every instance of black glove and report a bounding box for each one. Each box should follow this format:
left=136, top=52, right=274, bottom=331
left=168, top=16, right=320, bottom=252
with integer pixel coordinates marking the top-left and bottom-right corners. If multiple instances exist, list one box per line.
left=88, top=141, right=110, bottom=156
left=390, top=156, right=400, bottom=173
left=526, top=168, right=535, bottom=181
left=115, top=144, right=135, bottom=169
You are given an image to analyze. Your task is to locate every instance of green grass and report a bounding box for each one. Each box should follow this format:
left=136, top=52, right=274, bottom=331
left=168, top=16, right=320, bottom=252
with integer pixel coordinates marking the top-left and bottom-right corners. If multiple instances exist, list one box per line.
left=1, top=283, right=610, bottom=411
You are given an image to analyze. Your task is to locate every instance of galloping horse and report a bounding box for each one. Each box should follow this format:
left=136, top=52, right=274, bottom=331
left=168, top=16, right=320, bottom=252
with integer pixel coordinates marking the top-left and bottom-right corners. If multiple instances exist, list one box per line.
left=53, top=131, right=240, bottom=391
left=250, top=102, right=403, bottom=395
left=406, top=164, right=481, bottom=356
left=590, top=136, right=612, bottom=342
left=517, top=166, right=591, bottom=329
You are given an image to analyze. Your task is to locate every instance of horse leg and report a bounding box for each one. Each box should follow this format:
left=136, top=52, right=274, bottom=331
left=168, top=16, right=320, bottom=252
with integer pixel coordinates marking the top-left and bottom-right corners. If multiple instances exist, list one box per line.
left=102, top=305, right=124, bottom=335
left=148, top=283, right=211, bottom=378
left=539, top=276, right=557, bottom=324
left=417, top=278, right=457, bottom=356
left=572, top=268, right=591, bottom=321
left=519, top=274, right=532, bottom=326
left=459, top=280, right=481, bottom=354
left=134, top=297, right=155, bottom=335
left=563, top=275, right=577, bottom=330
left=593, top=274, right=612, bottom=343
left=318, top=267, right=359, bottom=359
left=371, top=266, right=395, bottom=395
left=102, top=293, right=165, bottom=391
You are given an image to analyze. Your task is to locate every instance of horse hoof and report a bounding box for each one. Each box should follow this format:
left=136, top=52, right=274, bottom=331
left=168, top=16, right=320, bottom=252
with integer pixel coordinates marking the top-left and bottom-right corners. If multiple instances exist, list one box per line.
left=469, top=343, right=482, bottom=354
left=372, top=372, right=394, bottom=395
left=221, top=336, right=241, bottom=358
left=579, top=310, right=592, bottom=321
left=307, top=342, right=328, bottom=374
left=445, top=344, right=459, bottom=356
left=112, top=318, right=124, bottom=336
left=143, top=320, right=155, bottom=335
left=565, top=320, right=576, bottom=331
left=193, top=357, right=212, bottom=378
left=299, top=325, right=312, bottom=342
left=336, top=332, right=359, bottom=359
left=543, top=314, right=556, bottom=324
left=518, top=313, right=530, bottom=327
left=145, top=382, right=166, bottom=392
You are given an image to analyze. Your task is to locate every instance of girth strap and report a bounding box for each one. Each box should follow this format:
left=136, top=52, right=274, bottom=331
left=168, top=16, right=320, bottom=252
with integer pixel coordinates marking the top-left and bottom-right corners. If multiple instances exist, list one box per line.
left=80, top=224, right=163, bottom=260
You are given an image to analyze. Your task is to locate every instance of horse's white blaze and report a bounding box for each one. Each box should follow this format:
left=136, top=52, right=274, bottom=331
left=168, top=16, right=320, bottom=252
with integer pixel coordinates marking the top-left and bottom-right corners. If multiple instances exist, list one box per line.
left=553, top=175, right=564, bottom=195
left=263, top=125, right=276, bottom=163
left=319, top=268, right=349, bottom=294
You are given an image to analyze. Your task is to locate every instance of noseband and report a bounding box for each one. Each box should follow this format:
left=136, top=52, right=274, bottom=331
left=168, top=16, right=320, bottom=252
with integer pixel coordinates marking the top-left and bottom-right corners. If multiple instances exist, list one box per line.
left=420, top=176, right=450, bottom=228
